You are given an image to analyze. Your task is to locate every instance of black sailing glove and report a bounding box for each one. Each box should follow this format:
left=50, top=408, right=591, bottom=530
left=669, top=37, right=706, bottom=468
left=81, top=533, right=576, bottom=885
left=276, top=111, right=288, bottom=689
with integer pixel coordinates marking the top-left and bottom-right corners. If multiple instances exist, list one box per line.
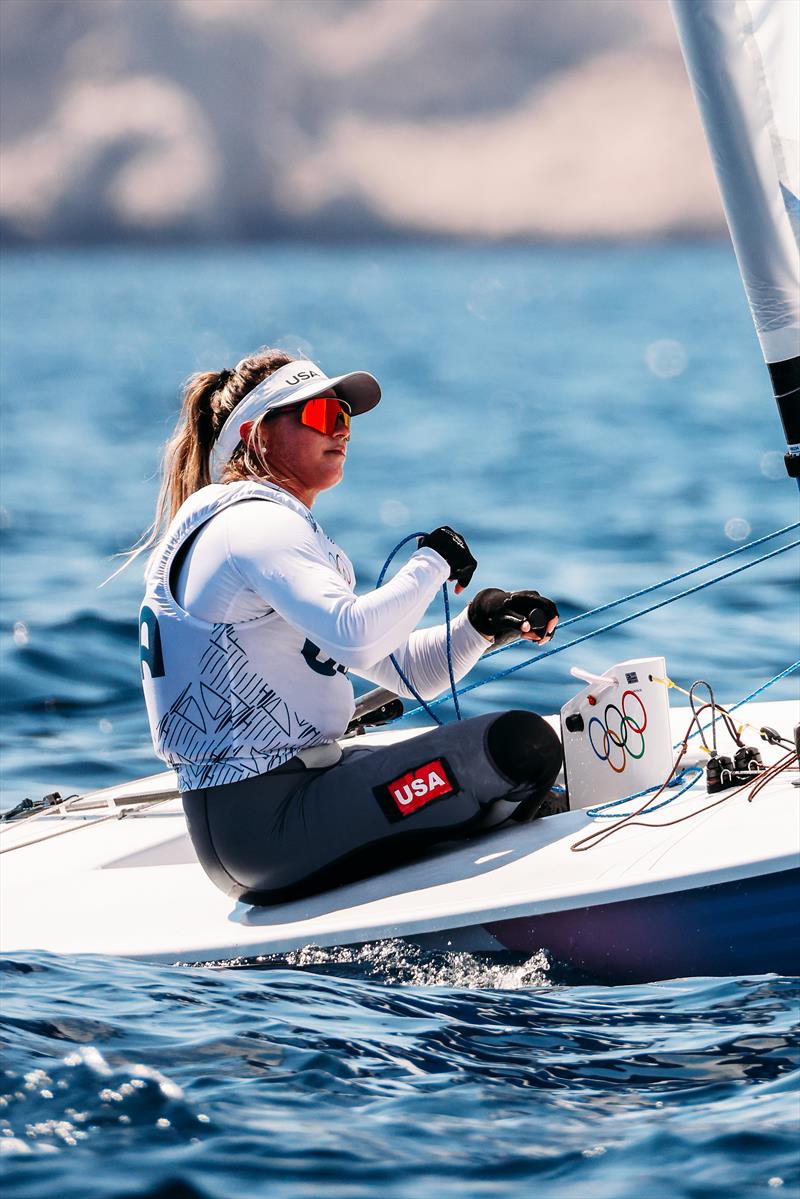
left=418, top=526, right=477, bottom=590
left=468, top=588, right=559, bottom=647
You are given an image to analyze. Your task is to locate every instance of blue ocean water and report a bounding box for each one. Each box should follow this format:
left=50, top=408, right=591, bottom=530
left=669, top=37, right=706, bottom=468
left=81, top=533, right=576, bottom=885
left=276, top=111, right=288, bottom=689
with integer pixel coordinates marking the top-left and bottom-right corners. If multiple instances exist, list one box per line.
left=0, top=952, right=797, bottom=1199
left=1, top=244, right=798, bottom=1197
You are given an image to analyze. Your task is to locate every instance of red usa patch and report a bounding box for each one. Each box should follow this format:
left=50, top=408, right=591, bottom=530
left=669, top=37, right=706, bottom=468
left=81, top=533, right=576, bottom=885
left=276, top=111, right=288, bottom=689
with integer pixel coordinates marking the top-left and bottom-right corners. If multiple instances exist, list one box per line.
left=375, top=757, right=458, bottom=820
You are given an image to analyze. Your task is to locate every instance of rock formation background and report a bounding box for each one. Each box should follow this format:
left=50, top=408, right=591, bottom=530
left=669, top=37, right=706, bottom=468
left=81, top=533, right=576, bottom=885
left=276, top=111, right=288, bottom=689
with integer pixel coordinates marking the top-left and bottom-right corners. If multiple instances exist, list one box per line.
left=0, top=0, right=724, bottom=243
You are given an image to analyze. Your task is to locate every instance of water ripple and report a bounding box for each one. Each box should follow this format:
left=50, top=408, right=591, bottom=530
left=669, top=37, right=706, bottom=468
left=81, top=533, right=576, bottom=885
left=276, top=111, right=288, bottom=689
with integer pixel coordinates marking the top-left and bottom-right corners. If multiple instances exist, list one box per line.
left=0, top=951, right=798, bottom=1198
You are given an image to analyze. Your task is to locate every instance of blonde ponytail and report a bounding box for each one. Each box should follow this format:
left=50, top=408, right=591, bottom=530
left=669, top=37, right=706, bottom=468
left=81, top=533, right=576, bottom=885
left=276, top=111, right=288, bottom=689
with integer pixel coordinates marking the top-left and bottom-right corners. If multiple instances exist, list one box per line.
left=109, top=347, right=295, bottom=579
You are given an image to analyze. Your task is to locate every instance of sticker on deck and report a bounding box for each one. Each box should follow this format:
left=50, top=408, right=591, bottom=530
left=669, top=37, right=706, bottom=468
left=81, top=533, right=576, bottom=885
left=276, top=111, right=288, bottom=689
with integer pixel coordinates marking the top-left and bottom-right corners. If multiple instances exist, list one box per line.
left=374, top=757, right=459, bottom=822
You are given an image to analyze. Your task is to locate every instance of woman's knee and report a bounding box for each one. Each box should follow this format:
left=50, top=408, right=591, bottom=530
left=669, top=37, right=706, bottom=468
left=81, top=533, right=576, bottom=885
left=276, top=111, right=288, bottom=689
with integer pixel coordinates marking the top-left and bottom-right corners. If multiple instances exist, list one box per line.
left=485, top=709, right=562, bottom=788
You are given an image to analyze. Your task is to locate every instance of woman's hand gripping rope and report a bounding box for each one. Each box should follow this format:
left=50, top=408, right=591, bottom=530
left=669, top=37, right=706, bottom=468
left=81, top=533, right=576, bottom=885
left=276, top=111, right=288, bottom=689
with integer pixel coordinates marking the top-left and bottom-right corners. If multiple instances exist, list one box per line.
left=417, top=528, right=559, bottom=644
left=418, top=526, right=477, bottom=593
left=468, top=588, right=559, bottom=647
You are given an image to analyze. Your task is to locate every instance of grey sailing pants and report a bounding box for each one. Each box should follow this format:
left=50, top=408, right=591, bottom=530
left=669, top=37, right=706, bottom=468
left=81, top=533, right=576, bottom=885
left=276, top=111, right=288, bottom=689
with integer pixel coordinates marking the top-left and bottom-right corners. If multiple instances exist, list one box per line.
left=182, top=711, right=562, bottom=906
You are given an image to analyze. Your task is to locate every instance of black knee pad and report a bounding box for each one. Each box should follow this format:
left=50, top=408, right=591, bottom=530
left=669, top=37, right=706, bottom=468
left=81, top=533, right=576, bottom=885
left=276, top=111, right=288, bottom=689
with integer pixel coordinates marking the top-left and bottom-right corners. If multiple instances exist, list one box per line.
left=486, top=709, right=562, bottom=787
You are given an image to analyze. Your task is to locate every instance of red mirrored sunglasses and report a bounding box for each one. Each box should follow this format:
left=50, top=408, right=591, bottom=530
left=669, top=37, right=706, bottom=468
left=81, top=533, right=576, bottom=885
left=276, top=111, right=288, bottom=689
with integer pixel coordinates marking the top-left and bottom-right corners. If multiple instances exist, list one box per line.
left=297, top=396, right=351, bottom=436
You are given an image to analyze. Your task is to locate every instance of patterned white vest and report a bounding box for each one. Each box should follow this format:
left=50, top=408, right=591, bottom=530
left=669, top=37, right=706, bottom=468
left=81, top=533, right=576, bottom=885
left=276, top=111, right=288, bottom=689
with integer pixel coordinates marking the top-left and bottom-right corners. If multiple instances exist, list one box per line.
left=139, top=482, right=355, bottom=790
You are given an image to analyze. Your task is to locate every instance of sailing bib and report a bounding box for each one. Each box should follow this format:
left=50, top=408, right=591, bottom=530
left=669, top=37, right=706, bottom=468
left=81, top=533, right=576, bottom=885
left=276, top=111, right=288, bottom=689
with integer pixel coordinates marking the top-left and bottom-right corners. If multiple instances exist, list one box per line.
left=140, top=482, right=356, bottom=790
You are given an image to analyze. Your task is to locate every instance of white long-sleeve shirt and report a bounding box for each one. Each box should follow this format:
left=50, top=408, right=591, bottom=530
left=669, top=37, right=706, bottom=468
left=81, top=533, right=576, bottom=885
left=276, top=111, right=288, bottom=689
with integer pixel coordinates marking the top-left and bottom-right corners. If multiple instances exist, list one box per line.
left=141, top=481, right=487, bottom=789
left=177, top=497, right=489, bottom=697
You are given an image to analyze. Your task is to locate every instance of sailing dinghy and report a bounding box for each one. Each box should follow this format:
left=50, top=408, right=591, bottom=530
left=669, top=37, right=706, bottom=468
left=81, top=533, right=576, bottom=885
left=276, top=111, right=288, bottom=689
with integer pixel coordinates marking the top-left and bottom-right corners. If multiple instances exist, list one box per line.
left=1, top=0, right=798, bottom=980
left=1, top=679, right=797, bottom=981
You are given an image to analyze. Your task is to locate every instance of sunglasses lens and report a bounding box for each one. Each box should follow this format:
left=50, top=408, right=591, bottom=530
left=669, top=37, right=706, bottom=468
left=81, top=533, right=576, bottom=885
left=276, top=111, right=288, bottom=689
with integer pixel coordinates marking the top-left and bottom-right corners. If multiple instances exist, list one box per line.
left=300, top=397, right=350, bottom=435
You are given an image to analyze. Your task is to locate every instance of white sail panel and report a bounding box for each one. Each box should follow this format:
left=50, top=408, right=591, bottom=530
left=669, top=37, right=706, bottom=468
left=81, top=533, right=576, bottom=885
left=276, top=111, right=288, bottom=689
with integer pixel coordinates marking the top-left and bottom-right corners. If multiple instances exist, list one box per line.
left=671, top=0, right=800, bottom=365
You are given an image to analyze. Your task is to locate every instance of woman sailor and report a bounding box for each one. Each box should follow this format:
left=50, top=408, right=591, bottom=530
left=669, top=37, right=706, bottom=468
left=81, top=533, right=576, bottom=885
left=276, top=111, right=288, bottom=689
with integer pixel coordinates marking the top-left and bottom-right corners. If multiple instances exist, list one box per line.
left=139, top=348, right=562, bottom=904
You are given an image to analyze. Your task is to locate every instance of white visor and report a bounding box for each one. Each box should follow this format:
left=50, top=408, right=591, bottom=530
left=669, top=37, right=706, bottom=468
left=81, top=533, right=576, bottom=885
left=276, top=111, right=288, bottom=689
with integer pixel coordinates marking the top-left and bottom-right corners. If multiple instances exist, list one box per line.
left=209, top=359, right=381, bottom=482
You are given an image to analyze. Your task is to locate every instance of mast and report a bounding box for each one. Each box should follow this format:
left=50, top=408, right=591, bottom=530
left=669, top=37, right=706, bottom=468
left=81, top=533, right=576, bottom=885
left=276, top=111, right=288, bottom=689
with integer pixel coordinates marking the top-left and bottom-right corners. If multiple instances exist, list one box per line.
left=671, top=0, right=800, bottom=484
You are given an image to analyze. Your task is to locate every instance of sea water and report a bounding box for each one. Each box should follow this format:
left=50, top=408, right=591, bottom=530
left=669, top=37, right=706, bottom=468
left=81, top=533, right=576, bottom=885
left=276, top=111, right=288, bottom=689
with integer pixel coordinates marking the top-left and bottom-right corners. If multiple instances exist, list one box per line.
left=1, top=244, right=798, bottom=1197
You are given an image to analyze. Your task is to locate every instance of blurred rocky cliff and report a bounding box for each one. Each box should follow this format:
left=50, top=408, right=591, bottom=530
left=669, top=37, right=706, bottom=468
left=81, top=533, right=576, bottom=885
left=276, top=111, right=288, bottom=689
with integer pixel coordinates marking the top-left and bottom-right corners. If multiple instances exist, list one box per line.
left=0, top=0, right=723, bottom=243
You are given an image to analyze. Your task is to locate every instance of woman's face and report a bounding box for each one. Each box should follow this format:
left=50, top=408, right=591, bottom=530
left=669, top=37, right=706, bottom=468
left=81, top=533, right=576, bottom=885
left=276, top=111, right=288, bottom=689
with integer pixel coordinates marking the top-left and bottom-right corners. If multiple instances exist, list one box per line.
left=244, top=392, right=350, bottom=506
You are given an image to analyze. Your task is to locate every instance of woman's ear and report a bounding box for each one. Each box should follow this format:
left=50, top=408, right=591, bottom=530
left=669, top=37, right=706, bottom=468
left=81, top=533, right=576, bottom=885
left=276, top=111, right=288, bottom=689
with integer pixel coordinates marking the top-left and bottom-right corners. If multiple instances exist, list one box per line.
left=239, top=421, right=253, bottom=444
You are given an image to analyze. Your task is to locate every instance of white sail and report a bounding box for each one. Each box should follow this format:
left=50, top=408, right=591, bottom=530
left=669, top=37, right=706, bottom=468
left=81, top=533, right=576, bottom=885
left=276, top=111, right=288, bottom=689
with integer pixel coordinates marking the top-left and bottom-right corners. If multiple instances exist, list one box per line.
left=671, top=0, right=800, bottom=368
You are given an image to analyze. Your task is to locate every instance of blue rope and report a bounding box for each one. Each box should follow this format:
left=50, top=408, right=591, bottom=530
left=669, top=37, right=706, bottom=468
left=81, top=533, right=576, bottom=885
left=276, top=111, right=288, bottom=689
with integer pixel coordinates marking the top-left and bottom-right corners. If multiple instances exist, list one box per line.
left=442, top=583, right=462, bottom=721
left=727, top=659, right=800, bottom=711
left=376, top=533, right=461, bottom=724
left=585, top=765, right=705, bottom=819
left=482, top=520, right=800, bottom=664
left=398, top=534, right=799, bottom=720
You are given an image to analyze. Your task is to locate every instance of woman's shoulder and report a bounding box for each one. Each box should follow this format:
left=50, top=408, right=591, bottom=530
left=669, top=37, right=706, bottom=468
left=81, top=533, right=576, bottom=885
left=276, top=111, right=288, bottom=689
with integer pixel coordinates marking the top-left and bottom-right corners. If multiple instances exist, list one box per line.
left=222, top=482, right=317, bottom=529
left=221, top=486, right=323, bottom=553
left=172, top=480, right=307, bottom=526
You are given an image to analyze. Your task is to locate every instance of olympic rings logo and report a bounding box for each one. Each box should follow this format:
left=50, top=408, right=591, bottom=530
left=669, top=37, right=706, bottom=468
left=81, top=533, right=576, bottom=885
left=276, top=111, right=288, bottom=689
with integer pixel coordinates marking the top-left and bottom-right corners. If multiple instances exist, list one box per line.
left=588, top=690, right=648, bottom=774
